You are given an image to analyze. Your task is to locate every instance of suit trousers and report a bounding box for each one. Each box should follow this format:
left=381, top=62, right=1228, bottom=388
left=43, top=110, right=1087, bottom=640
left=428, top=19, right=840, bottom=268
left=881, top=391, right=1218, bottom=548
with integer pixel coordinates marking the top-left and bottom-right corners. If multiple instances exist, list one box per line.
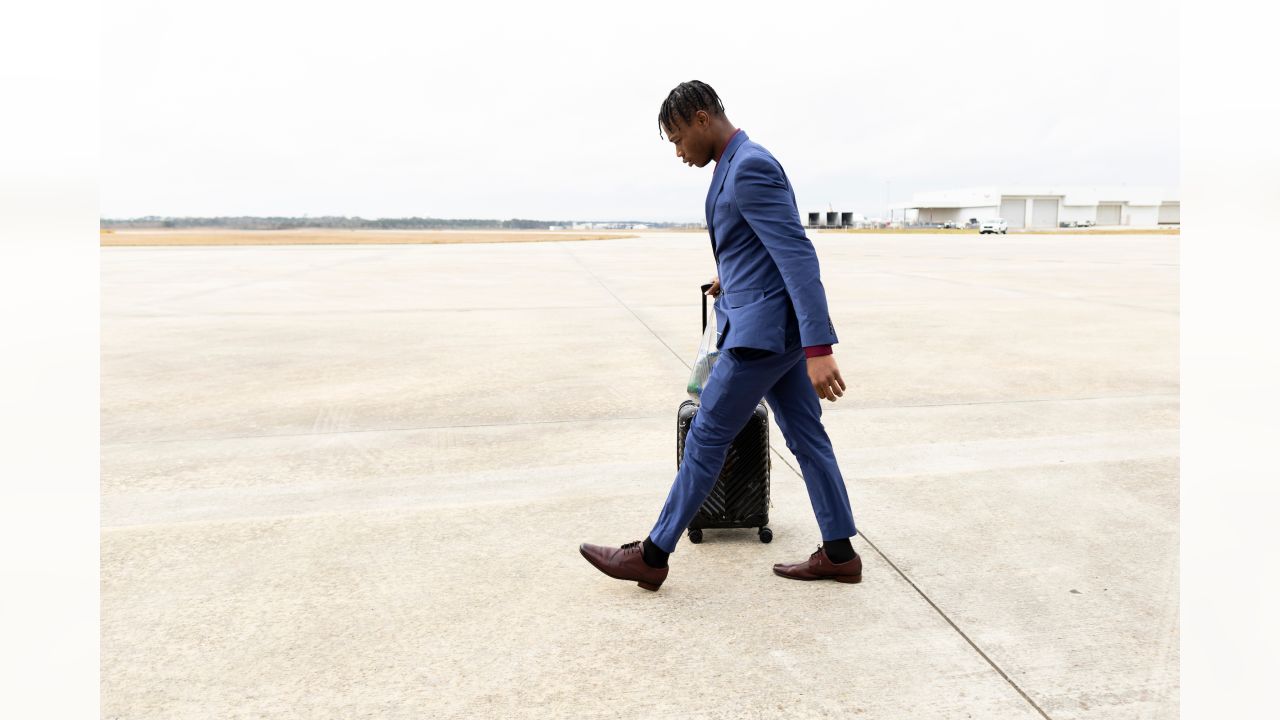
left=649, top=343, right=858, bottom=553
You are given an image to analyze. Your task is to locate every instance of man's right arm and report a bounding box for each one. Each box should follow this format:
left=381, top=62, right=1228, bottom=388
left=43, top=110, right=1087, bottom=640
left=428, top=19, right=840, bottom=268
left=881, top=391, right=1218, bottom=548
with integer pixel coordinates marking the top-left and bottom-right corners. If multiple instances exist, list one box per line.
left=734, top=154, right=839, bottom=349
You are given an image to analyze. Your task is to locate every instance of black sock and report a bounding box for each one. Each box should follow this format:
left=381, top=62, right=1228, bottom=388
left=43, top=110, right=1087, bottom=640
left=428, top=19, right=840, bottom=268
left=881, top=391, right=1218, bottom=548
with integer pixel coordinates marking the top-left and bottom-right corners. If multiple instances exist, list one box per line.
left=823, top=538, right=854, bottom=564
left=642, top=536, right=669, bottom=569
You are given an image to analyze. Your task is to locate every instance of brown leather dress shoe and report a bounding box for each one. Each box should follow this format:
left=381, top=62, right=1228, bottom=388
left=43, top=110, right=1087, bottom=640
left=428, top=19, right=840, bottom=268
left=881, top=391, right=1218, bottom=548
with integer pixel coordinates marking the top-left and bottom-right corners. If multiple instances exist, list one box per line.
left=773, top=545, right=863, bottom=583
left=579, top=540, right=669, bottom=591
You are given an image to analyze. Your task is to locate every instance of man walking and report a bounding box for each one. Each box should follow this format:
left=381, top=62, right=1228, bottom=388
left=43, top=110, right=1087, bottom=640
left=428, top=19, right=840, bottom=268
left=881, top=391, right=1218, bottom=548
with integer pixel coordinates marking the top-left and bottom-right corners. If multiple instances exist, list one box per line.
left=580, top=80, right=861, bottom=591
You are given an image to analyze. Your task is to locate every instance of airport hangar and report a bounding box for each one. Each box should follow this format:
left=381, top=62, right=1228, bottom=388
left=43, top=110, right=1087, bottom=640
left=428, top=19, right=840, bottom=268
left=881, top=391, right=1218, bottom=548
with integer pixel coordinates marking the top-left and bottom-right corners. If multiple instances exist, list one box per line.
left=888, top=186, right=1180, bottom=228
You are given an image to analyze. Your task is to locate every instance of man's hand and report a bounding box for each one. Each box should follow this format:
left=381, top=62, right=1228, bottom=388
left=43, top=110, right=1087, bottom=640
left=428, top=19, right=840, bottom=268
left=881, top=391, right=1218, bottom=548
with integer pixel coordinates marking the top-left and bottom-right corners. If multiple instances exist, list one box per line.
left=807, top=354, right=847, bottom=402
left=706, top=276, right=721, bottom=297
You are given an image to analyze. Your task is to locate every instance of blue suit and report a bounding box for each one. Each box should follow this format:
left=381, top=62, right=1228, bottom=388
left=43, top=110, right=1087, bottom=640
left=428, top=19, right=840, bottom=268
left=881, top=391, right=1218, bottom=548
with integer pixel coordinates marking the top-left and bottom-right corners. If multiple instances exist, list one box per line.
left=650, top=130, right=858, bottom=553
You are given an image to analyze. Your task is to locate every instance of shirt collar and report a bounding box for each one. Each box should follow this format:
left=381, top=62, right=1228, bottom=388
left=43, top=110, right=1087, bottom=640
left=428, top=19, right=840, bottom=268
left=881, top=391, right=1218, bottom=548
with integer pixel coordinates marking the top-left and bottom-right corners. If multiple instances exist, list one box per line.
left=714, top=128, right=742, bottom=164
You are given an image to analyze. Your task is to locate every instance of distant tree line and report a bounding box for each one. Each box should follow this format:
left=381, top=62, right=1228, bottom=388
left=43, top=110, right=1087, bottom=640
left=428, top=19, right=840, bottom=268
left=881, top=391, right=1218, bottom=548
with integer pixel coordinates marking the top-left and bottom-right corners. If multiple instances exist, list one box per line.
left=100, top=216, right=689, bottom=230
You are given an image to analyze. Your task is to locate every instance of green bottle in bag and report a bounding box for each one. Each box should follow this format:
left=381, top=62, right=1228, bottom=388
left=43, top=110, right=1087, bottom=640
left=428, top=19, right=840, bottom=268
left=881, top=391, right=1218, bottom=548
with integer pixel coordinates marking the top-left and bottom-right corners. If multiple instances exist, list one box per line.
left=687, top=284, right=721, bottom=401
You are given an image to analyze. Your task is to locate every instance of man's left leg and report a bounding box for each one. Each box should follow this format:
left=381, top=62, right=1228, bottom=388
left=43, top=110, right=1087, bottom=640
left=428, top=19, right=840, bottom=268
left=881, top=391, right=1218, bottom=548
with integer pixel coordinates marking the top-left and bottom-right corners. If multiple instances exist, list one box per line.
left=763, top=351, right=862, bottom=583
left=580, top=345, right=797, bottom=591
left=648, top=346, right=799, bottom=553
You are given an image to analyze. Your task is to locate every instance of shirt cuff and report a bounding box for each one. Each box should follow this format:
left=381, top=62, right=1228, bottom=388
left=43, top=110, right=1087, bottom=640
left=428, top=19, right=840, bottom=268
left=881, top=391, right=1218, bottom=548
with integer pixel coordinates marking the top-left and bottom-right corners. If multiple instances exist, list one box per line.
left=804, top=344, right=833, bottom=358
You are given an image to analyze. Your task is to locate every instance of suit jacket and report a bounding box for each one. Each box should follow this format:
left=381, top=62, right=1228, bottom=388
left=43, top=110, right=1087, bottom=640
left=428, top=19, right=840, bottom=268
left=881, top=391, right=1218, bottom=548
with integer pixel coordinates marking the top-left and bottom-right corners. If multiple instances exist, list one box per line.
left=707, top=130, right=838, bottom=354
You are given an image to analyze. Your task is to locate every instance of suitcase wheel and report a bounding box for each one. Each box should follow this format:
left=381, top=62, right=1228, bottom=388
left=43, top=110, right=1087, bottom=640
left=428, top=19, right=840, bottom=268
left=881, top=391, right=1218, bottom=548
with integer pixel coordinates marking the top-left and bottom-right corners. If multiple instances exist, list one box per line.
left=758, top=527, right=773, bottom=543
left=688, top=528, right=704, bottom=544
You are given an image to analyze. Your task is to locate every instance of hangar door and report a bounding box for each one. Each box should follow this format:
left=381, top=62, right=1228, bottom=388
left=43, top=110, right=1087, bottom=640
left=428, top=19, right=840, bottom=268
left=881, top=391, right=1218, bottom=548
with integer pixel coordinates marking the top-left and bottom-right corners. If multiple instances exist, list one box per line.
left=1097, top=203, right=1122, bottom=226
left=1031, top=198, right=1059, bottom=228
left=1159, top=202, right=1180, bottom=224
left=1000, top=198, right=1026, bottom=228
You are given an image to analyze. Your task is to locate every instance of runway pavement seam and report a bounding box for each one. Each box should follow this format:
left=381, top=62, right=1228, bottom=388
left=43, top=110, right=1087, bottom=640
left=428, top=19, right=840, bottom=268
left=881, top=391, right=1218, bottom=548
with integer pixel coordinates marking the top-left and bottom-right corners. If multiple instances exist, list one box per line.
left=140, top=251, right=389, bottom=308
left=561, top=245, right=694, bottom=371
left=102, top=432, right=1174, bottom=528
left=880, top=270, right=1178, bottom=316
left=769, top=445, right=1056, bottom=720
left=845, top=392, right=1179, bottom=412
left=100, top=415, right=666, bottom=446
left=104, top=305, right=630, bottom=319
left=99, top=393, right=1179, bottom=447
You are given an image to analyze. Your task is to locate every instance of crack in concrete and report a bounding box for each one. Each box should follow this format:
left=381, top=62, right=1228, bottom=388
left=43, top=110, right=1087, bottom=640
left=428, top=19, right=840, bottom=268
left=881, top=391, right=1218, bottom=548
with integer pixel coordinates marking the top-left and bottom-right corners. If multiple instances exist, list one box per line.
left=561, top=245, right=694, bottom=370
left=769, top=446, right=1055, bottom=720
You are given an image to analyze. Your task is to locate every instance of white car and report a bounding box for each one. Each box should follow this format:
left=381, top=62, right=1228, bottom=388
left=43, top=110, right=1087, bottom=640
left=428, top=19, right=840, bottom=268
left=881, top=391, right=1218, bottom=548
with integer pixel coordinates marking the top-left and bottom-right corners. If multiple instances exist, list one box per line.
left=979, top=218, right=1008, bottom=234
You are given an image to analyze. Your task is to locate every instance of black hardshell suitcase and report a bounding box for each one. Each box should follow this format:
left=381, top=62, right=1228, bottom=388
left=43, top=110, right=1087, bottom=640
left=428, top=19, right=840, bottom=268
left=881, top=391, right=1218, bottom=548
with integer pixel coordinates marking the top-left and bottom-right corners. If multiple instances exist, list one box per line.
left=676, top=283, right=773, bottom=544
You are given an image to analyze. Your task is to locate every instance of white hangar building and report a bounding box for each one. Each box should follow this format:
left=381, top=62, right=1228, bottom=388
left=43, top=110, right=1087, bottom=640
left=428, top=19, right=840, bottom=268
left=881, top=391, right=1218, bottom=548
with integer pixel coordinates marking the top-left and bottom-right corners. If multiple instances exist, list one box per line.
left=892, top=186, right=1180, bottom=228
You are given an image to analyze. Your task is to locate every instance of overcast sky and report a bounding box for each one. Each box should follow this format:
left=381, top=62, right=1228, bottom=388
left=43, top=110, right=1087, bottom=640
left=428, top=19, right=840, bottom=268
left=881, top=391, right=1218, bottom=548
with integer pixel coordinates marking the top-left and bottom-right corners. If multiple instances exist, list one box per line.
left=102, top=0, right=1178, bottom=222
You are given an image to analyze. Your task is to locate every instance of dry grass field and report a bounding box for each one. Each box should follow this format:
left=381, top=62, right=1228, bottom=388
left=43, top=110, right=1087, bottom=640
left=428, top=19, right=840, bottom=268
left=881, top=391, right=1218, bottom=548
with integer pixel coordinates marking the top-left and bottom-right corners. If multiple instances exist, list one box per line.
left=100, top=227, right=1178, bottom=247
left=820, top=227, right=1181, bottom=235
left=100, top=229, right=638, bottom=247
left=646, top=226, right=1180, bottom=235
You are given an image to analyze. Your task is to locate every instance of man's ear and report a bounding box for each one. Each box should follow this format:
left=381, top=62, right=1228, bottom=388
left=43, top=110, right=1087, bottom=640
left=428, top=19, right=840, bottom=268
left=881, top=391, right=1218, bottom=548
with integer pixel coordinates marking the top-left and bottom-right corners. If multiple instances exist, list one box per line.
left=694, top=110, right=709, bottom=128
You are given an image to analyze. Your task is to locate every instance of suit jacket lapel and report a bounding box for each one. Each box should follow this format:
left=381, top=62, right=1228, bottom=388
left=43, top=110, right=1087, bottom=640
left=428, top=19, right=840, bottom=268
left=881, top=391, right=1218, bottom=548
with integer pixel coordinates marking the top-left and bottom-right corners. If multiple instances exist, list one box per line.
left=705, top=130, right=749, bottom=261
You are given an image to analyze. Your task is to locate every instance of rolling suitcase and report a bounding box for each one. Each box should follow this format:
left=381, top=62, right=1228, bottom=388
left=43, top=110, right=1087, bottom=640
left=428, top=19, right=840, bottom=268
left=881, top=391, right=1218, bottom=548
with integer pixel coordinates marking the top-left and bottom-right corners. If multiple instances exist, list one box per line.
left=676, top=283, right=773, bottom=544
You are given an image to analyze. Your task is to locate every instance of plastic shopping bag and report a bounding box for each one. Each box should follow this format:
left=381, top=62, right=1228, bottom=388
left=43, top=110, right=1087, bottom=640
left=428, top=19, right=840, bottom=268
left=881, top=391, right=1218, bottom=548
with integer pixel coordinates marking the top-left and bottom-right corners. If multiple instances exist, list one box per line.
left=686, top=307, right=721, bottom=401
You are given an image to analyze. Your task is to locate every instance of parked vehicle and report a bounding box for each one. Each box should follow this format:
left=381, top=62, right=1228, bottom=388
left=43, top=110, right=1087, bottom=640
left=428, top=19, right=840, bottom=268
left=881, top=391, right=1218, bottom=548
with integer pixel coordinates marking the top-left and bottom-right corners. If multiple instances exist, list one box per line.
left=979, top=218, right=1008, bottom=234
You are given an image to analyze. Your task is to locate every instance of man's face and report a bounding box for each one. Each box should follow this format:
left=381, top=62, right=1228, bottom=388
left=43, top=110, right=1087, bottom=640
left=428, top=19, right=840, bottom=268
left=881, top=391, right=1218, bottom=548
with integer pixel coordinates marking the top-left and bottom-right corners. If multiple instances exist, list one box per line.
left=664, top=111, right=715, bottom=168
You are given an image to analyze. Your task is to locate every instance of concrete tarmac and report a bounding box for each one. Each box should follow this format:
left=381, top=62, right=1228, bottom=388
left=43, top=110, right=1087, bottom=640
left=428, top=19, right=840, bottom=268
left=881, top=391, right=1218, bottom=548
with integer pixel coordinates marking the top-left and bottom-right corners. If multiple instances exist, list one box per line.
left=101, top=232, right=1178, bottom=719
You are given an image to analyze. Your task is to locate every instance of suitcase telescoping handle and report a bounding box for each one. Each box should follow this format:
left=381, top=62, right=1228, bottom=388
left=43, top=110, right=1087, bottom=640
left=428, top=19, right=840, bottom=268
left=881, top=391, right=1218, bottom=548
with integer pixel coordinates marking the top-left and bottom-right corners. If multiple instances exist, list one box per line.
left=700, top=282, right=713, bottom=332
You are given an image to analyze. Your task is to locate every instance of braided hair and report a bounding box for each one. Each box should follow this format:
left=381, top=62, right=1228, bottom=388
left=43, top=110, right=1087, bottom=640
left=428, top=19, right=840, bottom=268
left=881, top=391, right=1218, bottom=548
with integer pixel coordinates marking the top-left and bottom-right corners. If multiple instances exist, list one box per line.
left=658, top=81, right=724, bottom=138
